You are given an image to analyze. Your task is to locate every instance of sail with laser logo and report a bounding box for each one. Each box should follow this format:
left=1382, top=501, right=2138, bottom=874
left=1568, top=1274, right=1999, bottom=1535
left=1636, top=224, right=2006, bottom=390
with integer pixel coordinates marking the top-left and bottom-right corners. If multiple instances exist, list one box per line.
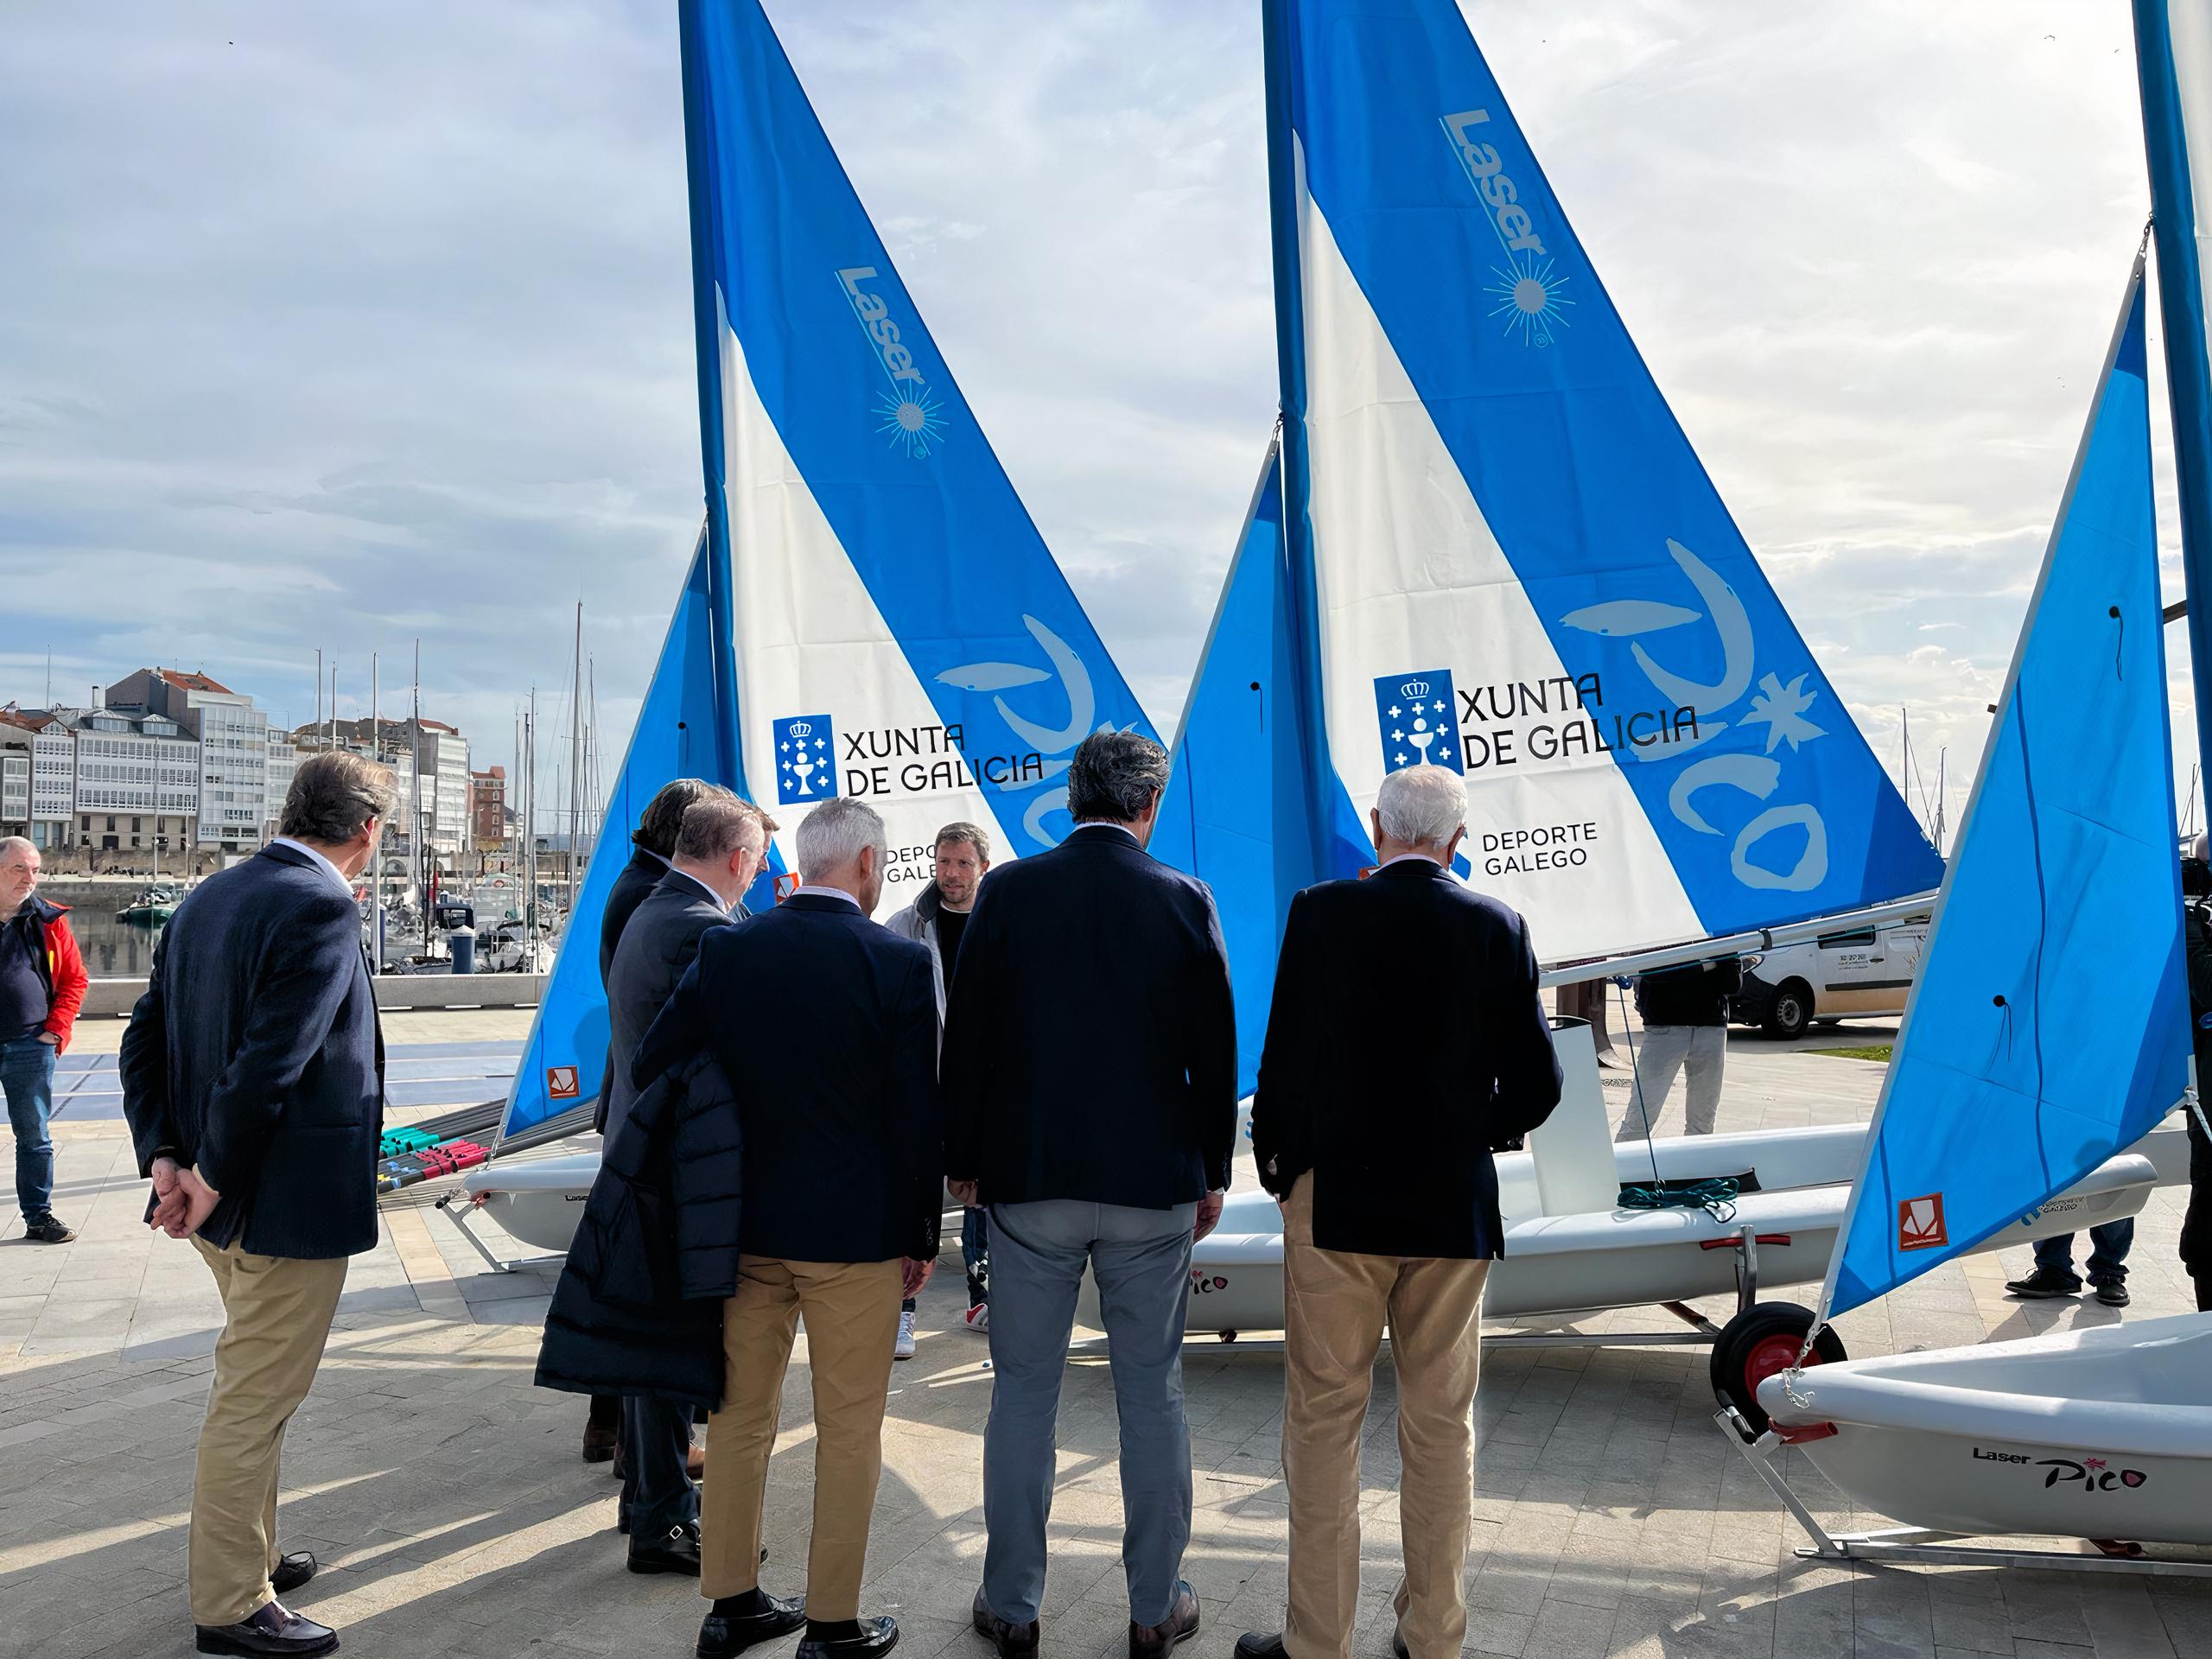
left=1815, top=264, right=2186, bottom=1319
left=1259, top=0, right=1941, bottom=959
left=500, top=0, right=1158, bottom=1141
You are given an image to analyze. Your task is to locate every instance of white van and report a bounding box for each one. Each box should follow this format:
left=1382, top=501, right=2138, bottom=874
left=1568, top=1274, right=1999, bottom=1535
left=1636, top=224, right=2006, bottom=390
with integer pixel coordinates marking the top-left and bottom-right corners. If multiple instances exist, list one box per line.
left=1730, top=918, right=1930, bottom=1039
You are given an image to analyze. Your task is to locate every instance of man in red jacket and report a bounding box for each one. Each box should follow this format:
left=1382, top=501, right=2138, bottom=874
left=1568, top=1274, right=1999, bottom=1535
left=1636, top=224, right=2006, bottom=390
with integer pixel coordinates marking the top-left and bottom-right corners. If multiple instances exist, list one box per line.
left=0, top=837, right=87, bottom=1243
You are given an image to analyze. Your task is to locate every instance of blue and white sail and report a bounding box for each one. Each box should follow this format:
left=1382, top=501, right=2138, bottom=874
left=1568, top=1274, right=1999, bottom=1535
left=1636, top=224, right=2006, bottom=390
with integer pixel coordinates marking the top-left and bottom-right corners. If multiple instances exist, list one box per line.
left=504, top=531, right=743, bottom=1141
left=682, top=0, right=1153, bottom=893
left=1260, top=0, right=1942, bottom=962
left=502, top=0, right=1157, bottom=1141
left=1153, top=446, right=1301, bottom=1096
left=1820, top=264, right=2187, bottom=1320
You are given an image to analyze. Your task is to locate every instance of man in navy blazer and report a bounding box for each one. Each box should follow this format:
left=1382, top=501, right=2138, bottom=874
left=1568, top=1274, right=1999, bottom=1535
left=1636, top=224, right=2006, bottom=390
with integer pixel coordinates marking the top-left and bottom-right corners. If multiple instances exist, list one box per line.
left=636, top=795, right=940, bottom=1659
left=600, top=792, right=771, bottom=1576
left=1238, top=765, right=1561, bottom=1659
left=942, top=731, right=1236, bottom=1659
left=119, top=751, right=397, bottom=1659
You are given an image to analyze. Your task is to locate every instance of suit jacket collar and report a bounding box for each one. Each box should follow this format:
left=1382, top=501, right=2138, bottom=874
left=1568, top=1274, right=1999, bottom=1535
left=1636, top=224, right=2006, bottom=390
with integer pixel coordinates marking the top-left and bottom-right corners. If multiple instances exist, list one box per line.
left=1373, top=855, right=1452, bottom=885
left=262, top=839, right=356, bottom=899
left=782, top=892, right=868, bottom=918
left=1064, top=823, right=1144, bottom=851
left=654, top=868, right=728, bottom=912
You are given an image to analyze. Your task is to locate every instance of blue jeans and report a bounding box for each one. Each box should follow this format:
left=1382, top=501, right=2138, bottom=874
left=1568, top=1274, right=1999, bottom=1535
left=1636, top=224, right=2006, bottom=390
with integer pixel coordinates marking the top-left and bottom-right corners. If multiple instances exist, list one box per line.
left=2033, top=1218, right=2133, bottom=1286
left=1, top=1035, right=57, bottom=1226
left=982, top=1198, right=1196, bottom=1627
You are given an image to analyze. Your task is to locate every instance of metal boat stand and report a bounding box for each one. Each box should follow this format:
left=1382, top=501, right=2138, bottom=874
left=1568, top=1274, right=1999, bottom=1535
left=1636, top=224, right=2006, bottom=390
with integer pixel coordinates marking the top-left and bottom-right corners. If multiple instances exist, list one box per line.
left=1715, top=1404, right=2212, bottom=1580
left=433, top=1189, right=567, bottom=1275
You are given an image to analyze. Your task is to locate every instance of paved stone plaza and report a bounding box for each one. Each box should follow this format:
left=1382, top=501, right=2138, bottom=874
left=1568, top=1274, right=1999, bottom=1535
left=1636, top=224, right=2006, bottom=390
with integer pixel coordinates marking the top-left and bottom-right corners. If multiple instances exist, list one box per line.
left=3, top=1012, right=2207, bottom=1659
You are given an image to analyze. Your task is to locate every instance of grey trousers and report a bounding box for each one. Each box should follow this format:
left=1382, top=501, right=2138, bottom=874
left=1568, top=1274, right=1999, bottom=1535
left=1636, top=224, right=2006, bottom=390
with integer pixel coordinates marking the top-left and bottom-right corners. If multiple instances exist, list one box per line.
left=1616, top=1023, right=1725, bottom=1140
left=982, top=1198, right=1198, bottom=1627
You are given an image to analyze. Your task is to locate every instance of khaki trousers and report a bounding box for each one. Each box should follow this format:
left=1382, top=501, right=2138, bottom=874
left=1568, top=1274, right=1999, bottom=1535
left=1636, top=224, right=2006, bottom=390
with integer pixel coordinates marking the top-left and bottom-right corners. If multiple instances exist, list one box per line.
left=701, top=1255, right=905, bottom=1614
left=188, top=1236, right=349, bottom=1626
left=1279, top=1178, right=1488, bottom=1659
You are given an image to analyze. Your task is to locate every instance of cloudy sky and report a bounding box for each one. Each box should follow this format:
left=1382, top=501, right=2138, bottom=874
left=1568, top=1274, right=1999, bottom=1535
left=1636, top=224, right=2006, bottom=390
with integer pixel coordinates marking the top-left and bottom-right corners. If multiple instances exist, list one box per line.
left=2, top=1, right=2195, bottom=839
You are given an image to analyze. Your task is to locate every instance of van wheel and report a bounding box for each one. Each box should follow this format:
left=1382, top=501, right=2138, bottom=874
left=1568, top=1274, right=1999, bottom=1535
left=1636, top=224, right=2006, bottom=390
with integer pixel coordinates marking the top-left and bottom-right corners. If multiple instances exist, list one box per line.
left=1711, top=1303, right=1847, bottom=1433
left=1764, top=981, right=1813, bottom=1039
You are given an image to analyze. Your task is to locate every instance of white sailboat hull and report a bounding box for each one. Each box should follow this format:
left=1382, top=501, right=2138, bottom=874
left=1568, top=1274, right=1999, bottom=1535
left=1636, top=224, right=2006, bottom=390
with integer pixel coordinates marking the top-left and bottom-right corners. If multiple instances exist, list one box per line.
left=1103, top=1128, right=2161, bottom=1336
left=461, top=1122, right=2178, bottom=1329
left=1758, top=1313, right=2212, bottom=1548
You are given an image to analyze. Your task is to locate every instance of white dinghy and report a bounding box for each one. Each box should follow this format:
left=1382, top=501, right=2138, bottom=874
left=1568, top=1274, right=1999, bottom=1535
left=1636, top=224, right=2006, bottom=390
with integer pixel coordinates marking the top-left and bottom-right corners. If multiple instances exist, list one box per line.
left=1728, top=244, right=2212, bottom=1576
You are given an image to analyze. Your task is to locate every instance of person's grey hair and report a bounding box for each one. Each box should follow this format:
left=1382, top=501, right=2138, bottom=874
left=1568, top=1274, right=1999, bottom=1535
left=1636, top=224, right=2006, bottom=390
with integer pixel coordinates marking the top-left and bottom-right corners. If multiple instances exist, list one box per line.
left=2195, top=833, right=2209, bottom=864
left=1065, top=730, right=1171, bottom=823
left=0, top=836, right=35, bottom=868
left=675, top=795, right=775, bottom=863
left=634, top=779, right=730, bottom=857
left=796, top=796, right=887, bottom=882
left=1375, top=765, right=1467, bottom=849
left=934, top=821, right=992, bottom=863
left=280, top=750, right=399, bottom=843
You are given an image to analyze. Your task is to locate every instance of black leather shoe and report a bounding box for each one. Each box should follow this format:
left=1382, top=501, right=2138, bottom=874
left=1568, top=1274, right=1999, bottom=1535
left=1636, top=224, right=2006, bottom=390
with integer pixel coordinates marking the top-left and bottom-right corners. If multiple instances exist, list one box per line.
left=1131, top=1583, right=1199, bottom=1659
left=798, top=1616, right=899, bottom=1659
left=2004, top=1268, right=2082, bottom=1300
left=2095, top=1281, right=2132, bottom=1307
left=195, top=1600, right=339, bottom=1656
left=1393, top=1631, right=1408, bottom=1659
left=628, top=1521, right=702, bottom=1575
left=972, top=1587, right=1039, bottom=1659
left=269, top=1552, right=317, bottom=1596
left=698, top=1591, right=807, bottom=1658
left=1234, top=1636, right=1284, bottom=1659
left=583, top=1422, right=618, bottom=1464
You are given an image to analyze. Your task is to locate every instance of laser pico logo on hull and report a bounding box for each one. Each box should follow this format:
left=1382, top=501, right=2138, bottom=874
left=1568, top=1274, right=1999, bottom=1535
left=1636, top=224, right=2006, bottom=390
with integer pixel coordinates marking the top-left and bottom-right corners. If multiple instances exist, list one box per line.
left=836, top=265, right=949, bottom=458
left=1441, top=109, right=1573, bottom=349
left=1374, top=671, right=1463, bottom=775
left=774, top=715, right=838, bottom=804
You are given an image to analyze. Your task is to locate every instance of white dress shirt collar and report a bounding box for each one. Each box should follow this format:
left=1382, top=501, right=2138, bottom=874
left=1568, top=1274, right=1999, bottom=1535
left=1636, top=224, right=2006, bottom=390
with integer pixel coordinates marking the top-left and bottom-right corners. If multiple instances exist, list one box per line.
left=665, top=867, right=728, bottom=912
left=271, top=836, right=357, bottom=899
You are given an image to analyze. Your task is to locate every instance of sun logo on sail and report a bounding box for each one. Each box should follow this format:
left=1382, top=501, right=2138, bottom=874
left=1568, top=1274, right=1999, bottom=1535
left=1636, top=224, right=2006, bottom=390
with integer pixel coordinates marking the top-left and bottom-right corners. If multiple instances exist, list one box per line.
left=876, top=386, right=949, bottom=459
left=1485, top=257, right=1574, bottom=348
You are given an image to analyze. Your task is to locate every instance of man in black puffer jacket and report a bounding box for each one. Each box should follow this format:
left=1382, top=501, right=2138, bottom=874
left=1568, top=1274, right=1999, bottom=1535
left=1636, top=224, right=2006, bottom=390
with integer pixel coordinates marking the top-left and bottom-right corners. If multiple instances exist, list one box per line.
left=2182, top=840, right=2212, bottom=1313
left=537, top=1046, right=744, bottom=1475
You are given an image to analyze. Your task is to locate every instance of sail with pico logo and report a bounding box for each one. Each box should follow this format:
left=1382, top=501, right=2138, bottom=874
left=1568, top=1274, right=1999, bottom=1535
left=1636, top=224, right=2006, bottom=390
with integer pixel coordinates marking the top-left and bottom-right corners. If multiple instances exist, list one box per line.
left=1815, top=259, right=2187, bottom=1321
left=1253, top=0, right=1942, bottom=959
left=499, top=0, right=1156, bottom=1142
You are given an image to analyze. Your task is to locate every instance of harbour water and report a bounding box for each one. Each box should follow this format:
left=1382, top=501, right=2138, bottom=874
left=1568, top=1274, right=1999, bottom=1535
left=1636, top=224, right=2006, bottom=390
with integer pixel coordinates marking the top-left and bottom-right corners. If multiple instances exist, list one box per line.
left=67, top=904, right=162, bottom=978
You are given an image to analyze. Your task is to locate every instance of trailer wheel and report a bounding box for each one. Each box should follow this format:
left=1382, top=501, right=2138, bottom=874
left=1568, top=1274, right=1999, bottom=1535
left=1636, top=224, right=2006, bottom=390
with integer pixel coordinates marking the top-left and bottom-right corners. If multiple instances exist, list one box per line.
left=1763, top=981, right=1813, bottom=1040
left=1710, top=1302, right=1846, bottom=1433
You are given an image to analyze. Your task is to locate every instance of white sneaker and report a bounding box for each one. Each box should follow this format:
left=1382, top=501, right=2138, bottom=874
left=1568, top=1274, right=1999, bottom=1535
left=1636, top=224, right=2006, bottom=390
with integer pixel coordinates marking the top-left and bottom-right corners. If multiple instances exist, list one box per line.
left=964, top=1303, right=989, bottom=1334
left=893, top=1308, right=917, bottom=1359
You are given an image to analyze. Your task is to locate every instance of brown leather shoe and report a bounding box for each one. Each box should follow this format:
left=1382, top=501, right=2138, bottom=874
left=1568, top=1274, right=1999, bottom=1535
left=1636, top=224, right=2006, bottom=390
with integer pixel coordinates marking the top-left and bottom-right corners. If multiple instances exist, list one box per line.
left=583, top=1422, right=618, bottom=1465
left=1130, top=1581, right=1198, bottom=1659
left=972, top=1586, right=1039, bottom=1659
left=689, top=1438, right=707, bottom=1480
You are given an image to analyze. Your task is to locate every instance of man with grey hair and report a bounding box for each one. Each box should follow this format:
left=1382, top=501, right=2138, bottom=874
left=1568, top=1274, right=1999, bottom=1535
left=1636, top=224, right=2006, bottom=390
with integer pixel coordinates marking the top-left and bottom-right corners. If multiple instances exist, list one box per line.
left=944, top=730, right=1236, bottom=1659
left=1240, top=764, right=1560, bottom=1659
left=886, top=819, right=995, bottom=1344
left=0, top=834, right=88, bottom=1243
left=119, top=748, right=398, bottom=1658
left=637, top=792, right=940, bottom=1659
left=594, top=791, right=773, bottom=1574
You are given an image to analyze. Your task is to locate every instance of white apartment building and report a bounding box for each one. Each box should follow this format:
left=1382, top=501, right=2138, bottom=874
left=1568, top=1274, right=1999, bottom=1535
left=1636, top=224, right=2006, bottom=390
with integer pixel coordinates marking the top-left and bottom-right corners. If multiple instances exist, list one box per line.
left=0, top=743, right=27, bottom=836
left=264, top=729, right=297, bottom=836
left=109, top=669, right=271, bottom=854
left=0, top=708, right=76, bottom=848
left=67, top=706, right=199, bottom=855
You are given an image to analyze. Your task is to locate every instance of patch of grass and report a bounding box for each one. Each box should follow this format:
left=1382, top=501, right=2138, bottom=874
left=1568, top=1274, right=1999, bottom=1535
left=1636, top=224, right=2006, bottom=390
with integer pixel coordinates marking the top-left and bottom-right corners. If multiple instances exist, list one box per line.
left=1807, top=1044, right=1893, bottom=1063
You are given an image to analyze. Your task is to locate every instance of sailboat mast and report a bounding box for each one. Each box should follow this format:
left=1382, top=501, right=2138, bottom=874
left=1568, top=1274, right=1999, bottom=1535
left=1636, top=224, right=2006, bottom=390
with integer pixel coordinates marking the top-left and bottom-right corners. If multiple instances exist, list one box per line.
left=413, top=639, right=425, bottom=949
left=568, top=602, right=583, bottom=908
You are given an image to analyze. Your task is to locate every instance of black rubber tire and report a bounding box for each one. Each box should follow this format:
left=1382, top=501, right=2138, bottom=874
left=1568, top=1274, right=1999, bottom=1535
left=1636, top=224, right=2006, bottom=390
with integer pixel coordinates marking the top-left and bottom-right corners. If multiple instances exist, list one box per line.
left=1710, top=1301, right=1847, bottom=1434
left=1764, top=981, right=1813, bottom=1040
